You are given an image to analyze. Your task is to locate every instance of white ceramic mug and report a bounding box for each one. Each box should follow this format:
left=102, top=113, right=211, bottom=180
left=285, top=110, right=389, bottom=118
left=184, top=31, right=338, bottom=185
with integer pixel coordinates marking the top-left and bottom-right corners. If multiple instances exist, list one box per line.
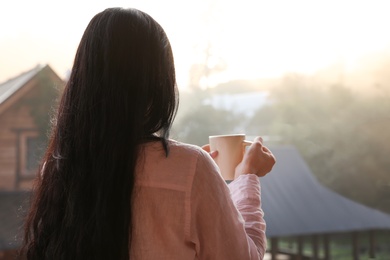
left=209, top=134, right=252, bottom=181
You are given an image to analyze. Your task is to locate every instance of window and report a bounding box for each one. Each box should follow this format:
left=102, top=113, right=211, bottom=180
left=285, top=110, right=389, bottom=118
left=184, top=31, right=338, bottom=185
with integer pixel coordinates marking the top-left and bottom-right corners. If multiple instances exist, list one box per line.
left=19, top=131, right=44, bottom=176
left=26, top=135, right=44, bottom=172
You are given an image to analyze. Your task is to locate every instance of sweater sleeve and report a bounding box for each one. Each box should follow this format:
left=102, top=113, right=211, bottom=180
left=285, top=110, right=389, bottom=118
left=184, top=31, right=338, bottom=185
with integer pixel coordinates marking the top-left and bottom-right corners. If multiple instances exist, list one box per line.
left=188, top=150, right=267, bottom=259
left=229, top=174, right=267, bottom=258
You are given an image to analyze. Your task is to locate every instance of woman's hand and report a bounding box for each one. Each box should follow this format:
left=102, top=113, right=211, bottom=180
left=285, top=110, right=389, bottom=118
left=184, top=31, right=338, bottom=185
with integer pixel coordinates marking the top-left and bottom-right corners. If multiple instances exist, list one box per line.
left=201, top=144, right=218, bottom=159
left=234, top=136, right=276, bottom=179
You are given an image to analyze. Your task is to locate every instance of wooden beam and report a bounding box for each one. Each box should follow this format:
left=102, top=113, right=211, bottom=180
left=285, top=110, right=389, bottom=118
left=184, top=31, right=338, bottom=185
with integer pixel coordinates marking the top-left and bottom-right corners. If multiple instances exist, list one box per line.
left=14, top=131, right=21, bottom=189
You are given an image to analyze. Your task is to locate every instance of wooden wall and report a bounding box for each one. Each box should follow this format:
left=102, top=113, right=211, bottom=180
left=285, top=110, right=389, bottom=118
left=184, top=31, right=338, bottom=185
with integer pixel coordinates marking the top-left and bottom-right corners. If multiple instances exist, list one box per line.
left=0, top=78, right=40, bottom=191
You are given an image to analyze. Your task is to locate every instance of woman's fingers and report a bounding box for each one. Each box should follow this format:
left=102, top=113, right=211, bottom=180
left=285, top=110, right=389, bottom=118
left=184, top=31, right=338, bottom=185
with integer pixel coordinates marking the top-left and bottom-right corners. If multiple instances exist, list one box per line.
left=253, top=136, right=273, bottom=158
left=253, top=136, right=263, bottom=144
left=235, top=136, right=276, bottom=178
left=202, top=144, right=211, bottom=152
left=201, top=144, right=218, bottom=159
left=261, top=145, right=272, bottom=154
left=209, top=150, right=218, bottom=159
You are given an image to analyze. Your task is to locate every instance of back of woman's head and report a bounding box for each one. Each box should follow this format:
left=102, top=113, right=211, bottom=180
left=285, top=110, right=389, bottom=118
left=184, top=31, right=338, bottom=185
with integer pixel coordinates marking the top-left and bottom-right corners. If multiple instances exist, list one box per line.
left=70, top=7, right=177, bottom=141
left=22, top=8, right=177, bottom=260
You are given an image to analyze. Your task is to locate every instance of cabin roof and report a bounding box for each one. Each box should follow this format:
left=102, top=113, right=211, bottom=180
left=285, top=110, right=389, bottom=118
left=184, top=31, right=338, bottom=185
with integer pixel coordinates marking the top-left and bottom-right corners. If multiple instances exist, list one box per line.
left=0, top=65, right=46, bottom=105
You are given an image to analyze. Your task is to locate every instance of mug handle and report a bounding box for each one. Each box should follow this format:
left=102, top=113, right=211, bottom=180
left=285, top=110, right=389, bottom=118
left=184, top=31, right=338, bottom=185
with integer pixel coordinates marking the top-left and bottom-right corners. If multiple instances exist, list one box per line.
left=243, top=140, right=253, bottom=147
left=242, top=141, right=253, bottom=153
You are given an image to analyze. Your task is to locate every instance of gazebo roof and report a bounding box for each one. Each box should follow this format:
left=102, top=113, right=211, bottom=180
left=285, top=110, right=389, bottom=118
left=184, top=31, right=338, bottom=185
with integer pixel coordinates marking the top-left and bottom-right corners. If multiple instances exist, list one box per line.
left=262, top=145, right=390, bottom=237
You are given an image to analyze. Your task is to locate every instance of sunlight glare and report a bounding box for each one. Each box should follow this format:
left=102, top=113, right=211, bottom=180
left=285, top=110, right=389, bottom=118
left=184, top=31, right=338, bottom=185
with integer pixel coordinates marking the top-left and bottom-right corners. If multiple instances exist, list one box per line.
left=1, top=0, right=390, bottom=88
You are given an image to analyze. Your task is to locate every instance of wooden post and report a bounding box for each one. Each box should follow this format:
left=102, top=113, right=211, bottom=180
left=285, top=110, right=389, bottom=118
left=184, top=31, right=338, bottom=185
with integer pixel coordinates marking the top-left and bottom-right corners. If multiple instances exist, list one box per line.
left=271, top=237, right=278, bottom=260
left=323, top=234, right=330, bottom=260
left=297, top=236, right=303, bottom=260
left=369, top=230, right=376, bottom=259
left=312, top=234, right=319, bottom=259
left=352, top=231, right=359, bottom=260
left=288, top=237, right=293, bottom=249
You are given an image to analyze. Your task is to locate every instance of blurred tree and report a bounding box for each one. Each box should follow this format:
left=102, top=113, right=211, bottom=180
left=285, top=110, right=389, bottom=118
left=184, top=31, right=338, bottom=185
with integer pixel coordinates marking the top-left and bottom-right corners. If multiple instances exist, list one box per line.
left=250, top=73, right=390, bottom=213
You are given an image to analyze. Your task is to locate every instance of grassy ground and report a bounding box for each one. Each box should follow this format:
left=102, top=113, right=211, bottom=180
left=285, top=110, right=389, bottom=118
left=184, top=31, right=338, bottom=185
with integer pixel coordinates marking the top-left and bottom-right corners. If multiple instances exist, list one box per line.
left=269, top=230, right=390, bottom=259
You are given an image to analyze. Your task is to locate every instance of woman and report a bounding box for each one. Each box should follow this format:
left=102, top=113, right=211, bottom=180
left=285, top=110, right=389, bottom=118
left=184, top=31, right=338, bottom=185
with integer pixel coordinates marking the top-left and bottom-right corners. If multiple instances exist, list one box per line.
left=21, top=7, right=275, bottom=260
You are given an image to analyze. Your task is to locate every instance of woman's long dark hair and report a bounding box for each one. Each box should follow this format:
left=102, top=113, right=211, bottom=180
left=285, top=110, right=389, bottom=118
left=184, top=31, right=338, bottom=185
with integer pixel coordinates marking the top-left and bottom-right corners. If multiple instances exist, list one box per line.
left=21, top=8, right=178, bottom=260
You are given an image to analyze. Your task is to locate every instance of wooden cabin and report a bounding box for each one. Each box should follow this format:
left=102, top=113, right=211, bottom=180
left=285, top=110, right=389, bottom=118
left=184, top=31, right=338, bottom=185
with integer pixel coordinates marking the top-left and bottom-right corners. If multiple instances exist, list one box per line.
left=0, top=64, right=64, bottom=191
left=0, top=65, right=63, bottom=259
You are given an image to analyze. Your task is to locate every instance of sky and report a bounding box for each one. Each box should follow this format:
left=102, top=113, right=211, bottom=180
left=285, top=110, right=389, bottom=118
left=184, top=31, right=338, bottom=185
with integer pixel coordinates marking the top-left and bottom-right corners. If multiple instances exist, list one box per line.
left=1, top=0, right=390, bottom=89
